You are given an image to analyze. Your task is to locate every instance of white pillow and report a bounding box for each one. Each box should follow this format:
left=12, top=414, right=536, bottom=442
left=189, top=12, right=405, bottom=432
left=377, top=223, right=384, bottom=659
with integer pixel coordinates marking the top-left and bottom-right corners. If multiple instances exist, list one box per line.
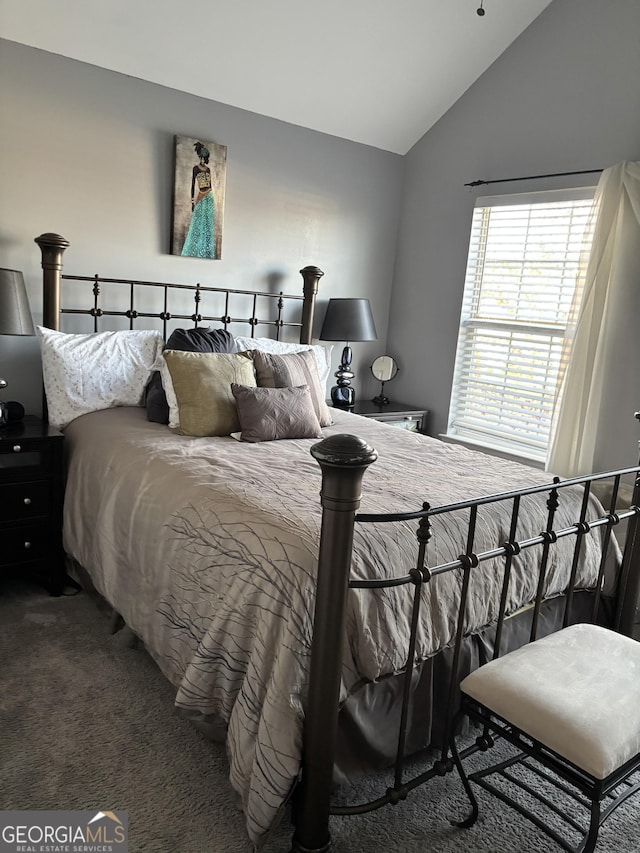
left=37, top=326, right=163, bottom=429
left=234, top=336, right=333, bottom=393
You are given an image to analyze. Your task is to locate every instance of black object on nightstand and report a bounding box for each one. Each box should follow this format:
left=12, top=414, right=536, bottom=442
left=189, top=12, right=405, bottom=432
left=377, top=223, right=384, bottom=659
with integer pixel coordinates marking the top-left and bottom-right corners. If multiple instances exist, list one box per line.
left=349, top=400, right=429, bottom=434
left=0, top=416, right=66, bottom=595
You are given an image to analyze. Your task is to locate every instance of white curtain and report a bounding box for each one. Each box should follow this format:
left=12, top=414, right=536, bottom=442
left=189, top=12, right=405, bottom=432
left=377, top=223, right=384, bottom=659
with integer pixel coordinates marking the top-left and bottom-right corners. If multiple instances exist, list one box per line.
left=547, top=161, right=640, bottom=477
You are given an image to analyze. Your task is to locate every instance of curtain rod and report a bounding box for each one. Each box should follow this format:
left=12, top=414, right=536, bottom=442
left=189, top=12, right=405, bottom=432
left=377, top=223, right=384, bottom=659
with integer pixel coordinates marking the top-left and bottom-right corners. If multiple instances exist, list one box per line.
left=464, top=168, right=602, bottom=188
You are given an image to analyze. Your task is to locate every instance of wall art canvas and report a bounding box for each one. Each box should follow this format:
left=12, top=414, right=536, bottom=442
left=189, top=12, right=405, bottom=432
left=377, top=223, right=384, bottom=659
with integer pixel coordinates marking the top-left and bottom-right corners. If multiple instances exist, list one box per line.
left=171, top=134, right=227, bottom=259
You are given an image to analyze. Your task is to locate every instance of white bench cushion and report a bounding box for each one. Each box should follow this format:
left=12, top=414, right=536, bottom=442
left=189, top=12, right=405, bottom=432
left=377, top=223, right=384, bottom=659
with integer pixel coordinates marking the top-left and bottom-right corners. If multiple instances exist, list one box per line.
left=460, top=623, right=640, bottom=779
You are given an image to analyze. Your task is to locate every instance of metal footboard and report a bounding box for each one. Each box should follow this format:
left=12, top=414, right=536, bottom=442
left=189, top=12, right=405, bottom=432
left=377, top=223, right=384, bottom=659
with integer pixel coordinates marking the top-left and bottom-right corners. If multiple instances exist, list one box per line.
left=291, top=433, right=640, bottom=853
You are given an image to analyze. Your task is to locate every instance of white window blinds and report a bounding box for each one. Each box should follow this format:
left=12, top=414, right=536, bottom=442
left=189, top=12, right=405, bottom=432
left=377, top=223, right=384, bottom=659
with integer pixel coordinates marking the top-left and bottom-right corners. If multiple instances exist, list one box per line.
left=447, top=189, right=595, bottom=461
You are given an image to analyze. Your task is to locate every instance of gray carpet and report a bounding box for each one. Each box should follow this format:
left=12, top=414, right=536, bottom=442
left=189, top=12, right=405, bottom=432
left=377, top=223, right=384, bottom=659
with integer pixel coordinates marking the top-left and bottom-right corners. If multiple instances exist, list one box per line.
left=1, top=580, right=638, bottom=853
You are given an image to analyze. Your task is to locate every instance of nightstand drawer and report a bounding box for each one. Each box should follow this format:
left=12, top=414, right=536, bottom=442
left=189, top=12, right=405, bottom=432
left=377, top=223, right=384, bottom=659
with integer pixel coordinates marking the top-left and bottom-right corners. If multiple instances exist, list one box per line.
left=0, top=440, right=52, bottom=477
left=1, top=480, right=51, bottom=523
left=3, top=524, right=51, bottom=567
left=381, top=415, right=424, bottom=432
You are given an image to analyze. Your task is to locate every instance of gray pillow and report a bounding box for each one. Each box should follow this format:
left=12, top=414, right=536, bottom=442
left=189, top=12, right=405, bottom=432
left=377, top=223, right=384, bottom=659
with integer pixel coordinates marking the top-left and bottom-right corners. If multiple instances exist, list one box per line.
left=252, top=349, right=332, bottom=427
left=231, top=383, right=322, bottom=442
left=145, top=326, right=236, bottom=423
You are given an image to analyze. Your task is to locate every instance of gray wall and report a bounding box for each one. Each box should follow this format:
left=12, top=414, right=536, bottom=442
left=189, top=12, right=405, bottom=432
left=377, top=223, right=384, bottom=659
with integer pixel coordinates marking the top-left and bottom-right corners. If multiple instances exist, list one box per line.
left=388, top=0, right=640, bottom=471
left=0, top=40, right=403, bottom=416
left=2, top=0, right=638, bottom=470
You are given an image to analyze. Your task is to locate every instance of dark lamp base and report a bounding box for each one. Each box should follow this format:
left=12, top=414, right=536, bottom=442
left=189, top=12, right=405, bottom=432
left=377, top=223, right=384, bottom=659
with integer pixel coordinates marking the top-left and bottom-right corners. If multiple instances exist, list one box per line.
left=0, top=400, right=25, bottom=426
left=331, top=385, right=355, bottom=408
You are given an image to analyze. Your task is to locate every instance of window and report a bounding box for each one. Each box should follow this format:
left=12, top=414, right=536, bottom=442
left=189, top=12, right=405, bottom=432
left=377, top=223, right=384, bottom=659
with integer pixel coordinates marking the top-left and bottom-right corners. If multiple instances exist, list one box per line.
left=447, top=189, right=595, bottom=462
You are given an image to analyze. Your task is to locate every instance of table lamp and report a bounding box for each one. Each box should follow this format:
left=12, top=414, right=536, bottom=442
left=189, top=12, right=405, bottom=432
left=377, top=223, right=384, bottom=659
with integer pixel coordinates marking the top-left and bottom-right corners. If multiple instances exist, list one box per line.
left=320, top=298, right=377, bottom=408
left=0, top=268, right=35, bottom=424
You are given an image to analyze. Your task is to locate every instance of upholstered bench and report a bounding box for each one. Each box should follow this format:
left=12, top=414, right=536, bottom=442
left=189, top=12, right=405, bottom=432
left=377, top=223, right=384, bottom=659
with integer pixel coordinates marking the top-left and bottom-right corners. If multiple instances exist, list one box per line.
left=451, top=623, right=640, bottom=853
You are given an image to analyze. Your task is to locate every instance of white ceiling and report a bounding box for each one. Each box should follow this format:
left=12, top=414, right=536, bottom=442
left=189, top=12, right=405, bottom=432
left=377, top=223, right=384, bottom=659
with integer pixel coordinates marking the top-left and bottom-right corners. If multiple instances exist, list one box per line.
left=0, top=0, right=552, bottom=154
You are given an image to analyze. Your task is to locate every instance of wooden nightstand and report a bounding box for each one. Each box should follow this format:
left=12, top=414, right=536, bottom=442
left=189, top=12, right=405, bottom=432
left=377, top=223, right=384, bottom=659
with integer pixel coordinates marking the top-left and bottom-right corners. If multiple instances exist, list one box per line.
left=0, top=416, right=65, bottom=595
left=348, top=400, right=429, bottom=434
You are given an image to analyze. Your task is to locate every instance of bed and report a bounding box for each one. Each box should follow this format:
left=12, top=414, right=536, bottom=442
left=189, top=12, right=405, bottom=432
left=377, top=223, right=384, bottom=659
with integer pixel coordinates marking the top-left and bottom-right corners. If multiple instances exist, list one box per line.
left=35, top=233, right=640, bottom=852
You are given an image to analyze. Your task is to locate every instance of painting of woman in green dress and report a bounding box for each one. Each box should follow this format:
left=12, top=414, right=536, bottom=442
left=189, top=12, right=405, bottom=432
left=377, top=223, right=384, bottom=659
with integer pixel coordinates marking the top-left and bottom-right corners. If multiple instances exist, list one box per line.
left=171, top=135, right=227, bottom=260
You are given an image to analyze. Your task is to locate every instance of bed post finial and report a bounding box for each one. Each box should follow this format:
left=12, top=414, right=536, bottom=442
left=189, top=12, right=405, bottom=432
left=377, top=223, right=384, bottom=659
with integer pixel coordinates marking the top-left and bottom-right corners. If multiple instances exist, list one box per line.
left=35, top=233, right=70, bottom=330
left=299, top=265, right=324, bottom=345
left=292, top=433, right=377, bottom=853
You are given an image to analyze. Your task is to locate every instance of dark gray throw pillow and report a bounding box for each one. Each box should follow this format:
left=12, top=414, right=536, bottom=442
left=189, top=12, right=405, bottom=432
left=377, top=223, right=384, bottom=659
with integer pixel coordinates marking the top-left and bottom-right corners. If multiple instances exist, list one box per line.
left=145, top=326, right=236, bottom=423
left=231, top=383, right=323, bottom=442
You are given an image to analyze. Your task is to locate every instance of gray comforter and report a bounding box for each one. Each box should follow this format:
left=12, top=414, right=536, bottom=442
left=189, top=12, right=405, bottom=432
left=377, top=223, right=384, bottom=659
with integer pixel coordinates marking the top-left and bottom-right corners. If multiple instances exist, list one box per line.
left=62, top=406, right=611, bottom=845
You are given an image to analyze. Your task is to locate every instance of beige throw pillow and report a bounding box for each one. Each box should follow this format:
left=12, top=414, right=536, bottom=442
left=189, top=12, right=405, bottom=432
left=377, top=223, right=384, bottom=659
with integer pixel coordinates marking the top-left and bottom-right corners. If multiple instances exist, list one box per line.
left=164, top=350, right=256, bottom=436
left=231, top=384, right=322, bottom=442
left=252, top=349, right=332, bottom=427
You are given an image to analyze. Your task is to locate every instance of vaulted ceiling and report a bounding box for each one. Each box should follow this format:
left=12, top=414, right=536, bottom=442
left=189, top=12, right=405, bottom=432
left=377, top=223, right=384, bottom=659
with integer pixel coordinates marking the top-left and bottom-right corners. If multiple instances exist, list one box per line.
left=0, top=0, right=552, bottom=153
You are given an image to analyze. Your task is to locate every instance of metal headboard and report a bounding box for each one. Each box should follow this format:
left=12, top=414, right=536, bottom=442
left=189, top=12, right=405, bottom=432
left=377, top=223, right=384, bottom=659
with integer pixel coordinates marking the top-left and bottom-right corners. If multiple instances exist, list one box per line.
left=35, top=232, right=323, bottom=343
